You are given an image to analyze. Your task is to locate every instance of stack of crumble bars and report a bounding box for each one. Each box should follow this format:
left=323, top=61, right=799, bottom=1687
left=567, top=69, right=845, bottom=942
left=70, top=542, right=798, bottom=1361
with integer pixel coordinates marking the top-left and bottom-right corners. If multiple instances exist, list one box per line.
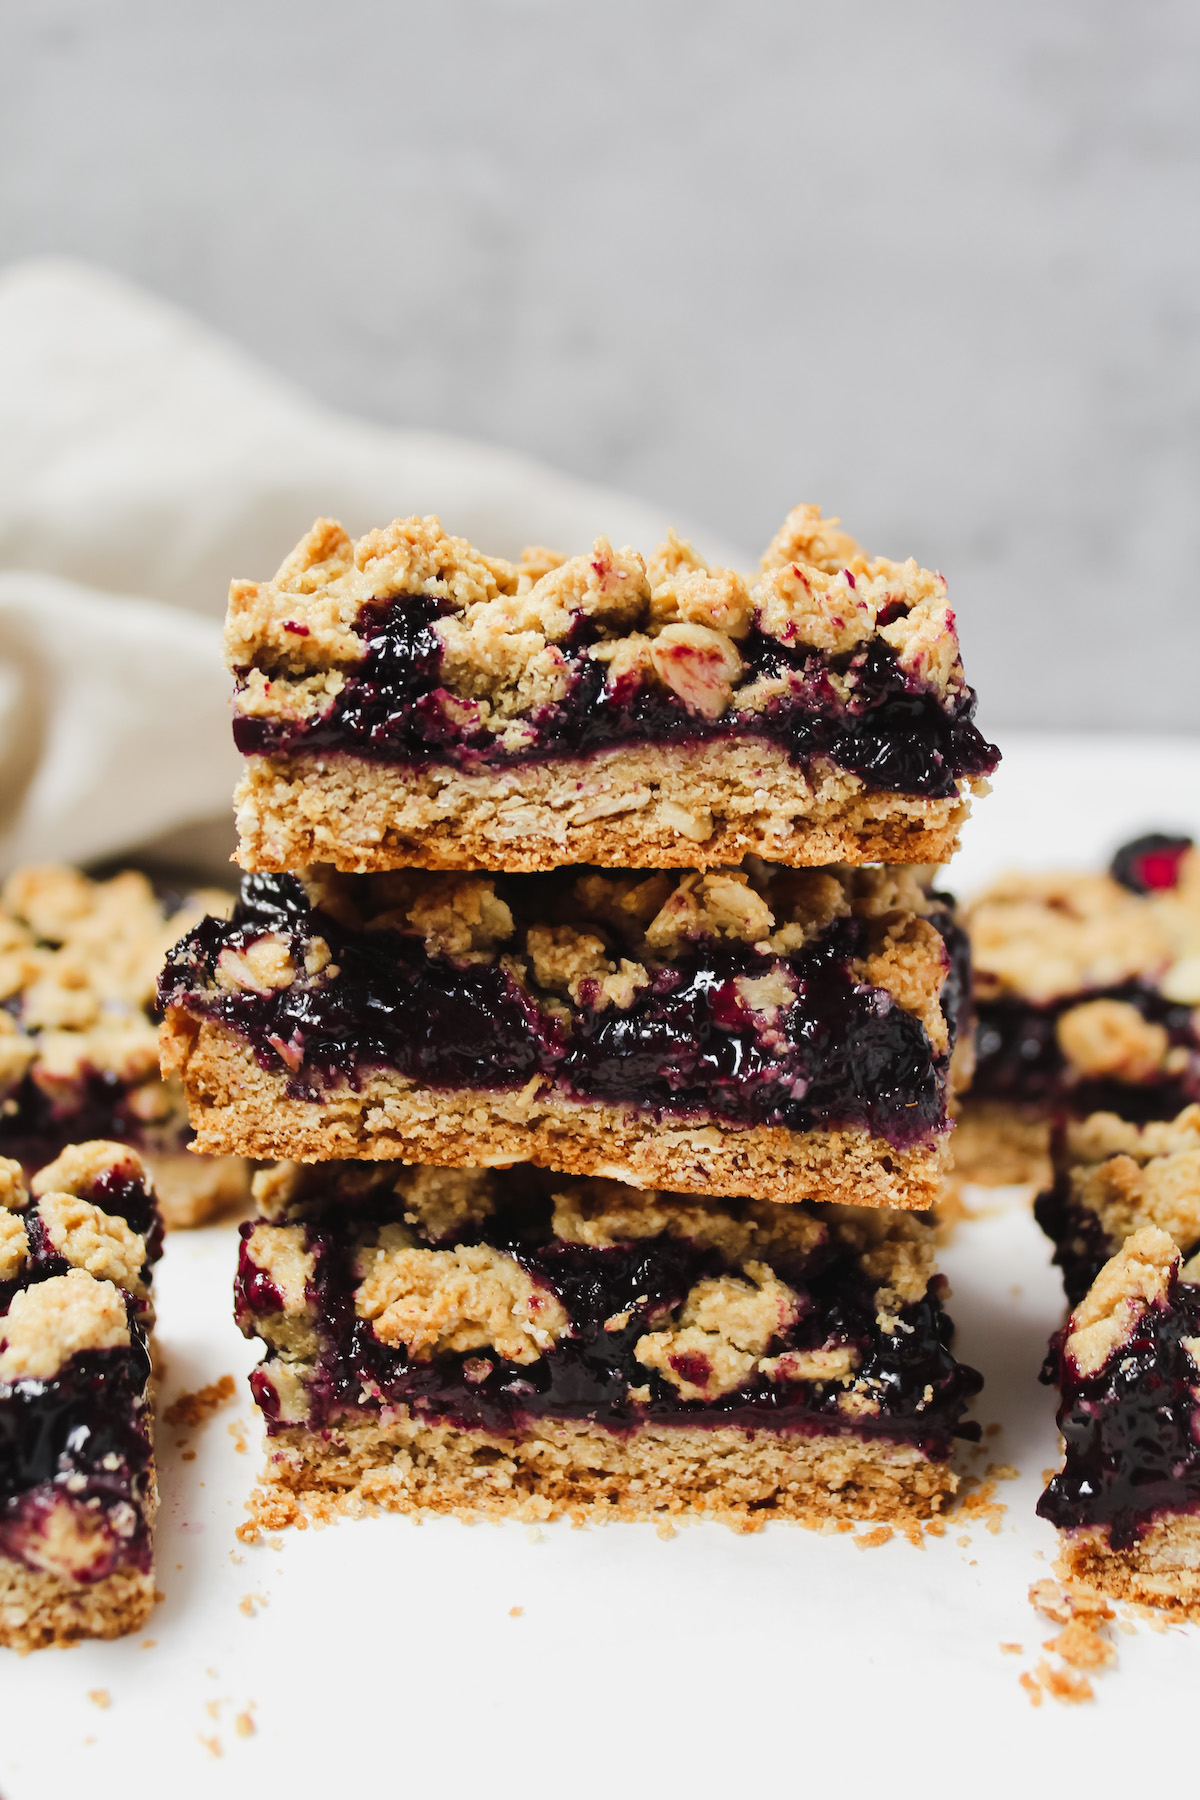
left=159, top=503, right=999, bottom=1531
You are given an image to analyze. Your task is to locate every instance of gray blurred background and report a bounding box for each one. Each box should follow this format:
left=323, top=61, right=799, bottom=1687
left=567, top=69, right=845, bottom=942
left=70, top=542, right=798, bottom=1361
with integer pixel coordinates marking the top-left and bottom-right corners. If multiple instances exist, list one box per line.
left=2, top=0, right=1197, bottom=732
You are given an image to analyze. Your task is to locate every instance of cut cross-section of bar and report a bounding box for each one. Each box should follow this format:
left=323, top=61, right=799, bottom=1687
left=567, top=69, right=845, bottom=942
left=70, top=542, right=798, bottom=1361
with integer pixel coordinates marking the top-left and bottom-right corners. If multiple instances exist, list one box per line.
left=957, top=835, right=1200, bottom=1186
left=1039, top=1225, right=1200, bottom=1620
left=0, top=1142, right=161, bottom=1652
left=159, top=863, right=972, bottom=1211
left=235, top=1159, right=981, bottom=1532
left=0, top=861, right=250, bottom=1229
left=227, top=505, right=997, bottom=875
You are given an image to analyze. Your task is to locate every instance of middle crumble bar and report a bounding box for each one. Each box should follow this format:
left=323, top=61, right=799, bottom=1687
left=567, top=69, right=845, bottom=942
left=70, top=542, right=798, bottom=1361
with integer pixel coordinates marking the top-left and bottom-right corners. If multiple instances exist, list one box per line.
left=159, top=863, right=970, bottom=1210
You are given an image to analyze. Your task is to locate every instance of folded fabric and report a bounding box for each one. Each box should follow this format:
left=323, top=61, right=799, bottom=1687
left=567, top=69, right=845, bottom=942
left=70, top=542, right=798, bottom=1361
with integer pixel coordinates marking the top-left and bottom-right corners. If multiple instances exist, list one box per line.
left=0, top=257, right=743, bottom=873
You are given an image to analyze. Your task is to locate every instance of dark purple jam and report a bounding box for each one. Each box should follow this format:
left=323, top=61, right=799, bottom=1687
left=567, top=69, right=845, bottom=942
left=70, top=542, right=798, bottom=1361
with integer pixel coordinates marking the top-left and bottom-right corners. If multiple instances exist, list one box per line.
left=236, top=1168, right=981, bottom=1453
left=232, top=594, right=999, bottom=800
left=1033, top=1173, right=1128, bottom=1309
left=0, top=1069, right=191, bottom=1190
left=1038, top=1276, right=1200, bottom=1549
left=1110, top=833, right=1194, bottom=895
left=161, top=872, right=957, bottom=1149
left=972, top=982, right=1199, bottom=1119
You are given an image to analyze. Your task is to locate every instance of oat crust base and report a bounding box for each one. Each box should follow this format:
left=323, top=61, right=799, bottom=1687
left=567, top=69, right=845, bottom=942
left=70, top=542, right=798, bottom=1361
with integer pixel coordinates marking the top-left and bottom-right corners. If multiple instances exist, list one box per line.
left=0, top=1557, right=154, bottom=1653
left=233, top=744, right=972, bottom=874
left=161, top=1015, right=948, bottom=1209
left=949, top=1100, right=1052, bottom=1189
left=1055, top=1515, right=1200, bottom=1622
left=254, top=1410, right=958, bottom=1533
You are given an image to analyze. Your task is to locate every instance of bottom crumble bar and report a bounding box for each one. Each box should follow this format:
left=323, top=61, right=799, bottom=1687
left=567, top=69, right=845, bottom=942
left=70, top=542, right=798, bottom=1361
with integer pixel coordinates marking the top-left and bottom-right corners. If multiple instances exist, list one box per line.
left=1039, top=1225, right=1200, bottom=1620
left=0, top=1142, right=161, bottom=1651
left=236, top=1160, right=981, bottom=1530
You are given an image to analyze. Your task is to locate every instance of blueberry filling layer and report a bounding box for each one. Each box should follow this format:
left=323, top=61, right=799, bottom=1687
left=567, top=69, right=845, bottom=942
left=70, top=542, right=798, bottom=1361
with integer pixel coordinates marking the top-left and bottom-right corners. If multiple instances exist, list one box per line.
left=0, top=1069, right=191, bottom=1192
left=972, top=983, right=1199, bottom=1117
left=162, top=872, right=957, bottom=1148
left=1032, top=1177, right=1129, bottom=1310
left=0, top=1340, right=154, bottom=1574
left=237, top=1172, right=981, bottom=1451
left=233, top=596, right=998, bottom=800
left=1038, top=1281, right=1200, bottom=1549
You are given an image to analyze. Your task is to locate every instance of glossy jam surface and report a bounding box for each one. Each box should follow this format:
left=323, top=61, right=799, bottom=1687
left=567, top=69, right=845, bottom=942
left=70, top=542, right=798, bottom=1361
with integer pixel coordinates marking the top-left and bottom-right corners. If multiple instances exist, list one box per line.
left=236, top=1170, right=981, bottom=1452
left=1110, top=833, right=1194, bottom=895
left=233, top=596, right=999, bottom=799
left=1039, top=1281, right=1200, bottom=1548
left=1033, top=1176, right=1126, bottom=1309
left=162, top=873, right=955, bottom=1148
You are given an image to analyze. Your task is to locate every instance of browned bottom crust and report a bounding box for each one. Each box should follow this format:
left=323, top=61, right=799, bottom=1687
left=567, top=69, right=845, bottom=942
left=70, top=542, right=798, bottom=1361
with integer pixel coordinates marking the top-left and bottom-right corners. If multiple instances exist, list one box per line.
left=162, top=1015, right=948, bottom=1209
left=0, top=1558, right=154, bottom=1653
left=251, top=1411, right=958, bottom=1533
left=233, top=743, right=975, bottom=874
left=1055, top=1516, right=1200, bottom=1621
left=143, top=1150, right=251, bottom=1230
left=949, top=1100, right=1051, bottom=1189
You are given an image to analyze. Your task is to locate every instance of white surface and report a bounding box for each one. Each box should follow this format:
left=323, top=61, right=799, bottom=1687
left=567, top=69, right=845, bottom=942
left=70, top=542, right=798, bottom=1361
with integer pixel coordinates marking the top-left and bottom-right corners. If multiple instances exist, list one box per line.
left=3, top=736, right=1200, bottom=1798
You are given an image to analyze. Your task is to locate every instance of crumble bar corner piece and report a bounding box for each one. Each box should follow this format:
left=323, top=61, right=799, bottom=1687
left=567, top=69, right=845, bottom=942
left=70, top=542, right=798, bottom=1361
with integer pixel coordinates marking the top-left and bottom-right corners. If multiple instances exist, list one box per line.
left=0, top=1141, right=161, bottom=1651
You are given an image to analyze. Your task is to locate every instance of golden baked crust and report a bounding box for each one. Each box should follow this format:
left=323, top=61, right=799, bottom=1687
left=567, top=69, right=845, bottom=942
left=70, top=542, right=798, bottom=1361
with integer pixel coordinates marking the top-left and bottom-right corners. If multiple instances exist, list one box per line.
left=227, top=504, right=990, bottom=874
left=0, top=1555, right=154, bottom=1654
left=246, top=1411, right=958, bottom=1534
left=949, top=1100, right=1053, bottom=1188
left=1055, top=1517, right=1200, bottom=1622
left=161, top=1012, right=950, bottom=1209
left=234, top=744, right=972, bottom=875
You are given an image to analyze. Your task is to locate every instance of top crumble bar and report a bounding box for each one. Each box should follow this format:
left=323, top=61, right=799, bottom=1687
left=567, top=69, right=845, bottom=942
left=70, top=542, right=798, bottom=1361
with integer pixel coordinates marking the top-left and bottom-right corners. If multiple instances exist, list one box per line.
left=228, top=504, right=999, bottom=874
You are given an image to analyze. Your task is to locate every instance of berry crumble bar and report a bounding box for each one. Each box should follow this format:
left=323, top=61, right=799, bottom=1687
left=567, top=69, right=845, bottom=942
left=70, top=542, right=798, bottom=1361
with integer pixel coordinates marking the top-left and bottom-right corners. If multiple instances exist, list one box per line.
left=1035, top=1106, right=1200, bottom=1305
left=1039, top=1225, right=1200, bottom=1620
left=236, top=1160, right=981, bottom=1530
left=159, top=862, right=972, bottom=1211
left=227, top=505, right=997, bottom=875
left=0, top=1142, right=160, bottom=1651
left=956, top=834, right=1200, bottom=1185
left=0, top=862, right=250, bottom=1228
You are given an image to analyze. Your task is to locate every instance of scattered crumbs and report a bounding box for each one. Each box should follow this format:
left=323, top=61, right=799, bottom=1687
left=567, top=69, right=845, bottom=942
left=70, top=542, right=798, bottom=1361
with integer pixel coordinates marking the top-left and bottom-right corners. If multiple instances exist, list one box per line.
left=855, top=1526, right=893, bottom=1550
left=235, top=1520, right=259, bottom=1545
left=969, top=1560, right=978, bottom=1567
left=205, top=1700, right=223, bottom=1721
left=1019, top=1670, right=1043, bottom=1708
left=229, top=1550, right=243, bottom=1564
left=235, top=1711, right=255, bottom=1739
left=206, top=1667, right=218, bottom=1678
left=140, top=1639, right=156, bottom=1650
left=239, top=1594, right=268, bottom=1617
left=181, top=1451, right=197, bottom=1463
left=525, top=1526, right=544, bottom=1544
left=198, top=1734, right=223, bottom=1759
left=900, top=1519, right=924, bottom=1548
left=986, top=1463, right=1019, bottom=1482
left=1022, top=1577, right=1117, bottom=1703
left=164, top=1374, right=236, bottom=1430
left=999, top=1643, right=1023, bottom=1655
left=1128, top=1602, right=1168, bottom=1635
left=836, top=1518, right=855, bottom=1534
left=923, top=1518, right=945, bottom=1538
left=985, top=1422, right=1002, bottom=1438
left=956, top=1480, right=1006, bottom=1534
left=656, top=1519, right=677, bottom=1541
left=88, top=1690, right=110, bottom=1710
left=509, top=1606, right=524, bottom=1618
left=957, top=1534, right=971, bottom=1548
left=228, top=1419, right=248, bottom=1454
left=1117, top=1617, right=1138, bottom=1636
left=154, top=1589, right=166, bottom=1603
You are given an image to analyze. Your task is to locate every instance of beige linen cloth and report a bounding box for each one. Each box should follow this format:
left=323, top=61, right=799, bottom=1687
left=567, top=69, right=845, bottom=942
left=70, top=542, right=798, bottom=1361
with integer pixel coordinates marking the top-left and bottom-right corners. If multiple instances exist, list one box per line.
left=0, top=257, right=743, bottom=878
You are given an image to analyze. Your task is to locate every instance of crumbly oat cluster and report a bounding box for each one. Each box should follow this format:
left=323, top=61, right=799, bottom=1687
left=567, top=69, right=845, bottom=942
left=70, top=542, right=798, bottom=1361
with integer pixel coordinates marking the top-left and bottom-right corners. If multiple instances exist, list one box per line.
left=0, top=1142, right=160, bottom=1650
left=229, top=506, right=970, bottom=740
left=966, top=850, right=1200, bottom=1007
left=0, top=863, right=248, bottom=1228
